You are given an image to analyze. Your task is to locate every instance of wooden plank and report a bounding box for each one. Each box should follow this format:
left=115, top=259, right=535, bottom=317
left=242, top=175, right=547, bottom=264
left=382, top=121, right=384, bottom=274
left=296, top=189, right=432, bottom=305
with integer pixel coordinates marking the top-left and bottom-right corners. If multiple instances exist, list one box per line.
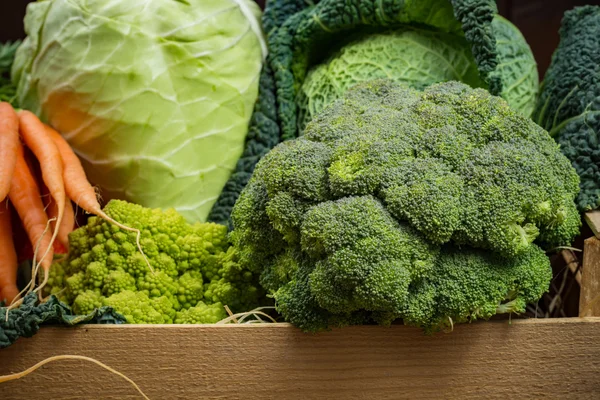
left=1, top=319, right=600, bottom=399
left=580, top=237, right=600, bottom=317
left=585, top=211, right=600, bottom=239
left=562, top=249, right=582, bottom=285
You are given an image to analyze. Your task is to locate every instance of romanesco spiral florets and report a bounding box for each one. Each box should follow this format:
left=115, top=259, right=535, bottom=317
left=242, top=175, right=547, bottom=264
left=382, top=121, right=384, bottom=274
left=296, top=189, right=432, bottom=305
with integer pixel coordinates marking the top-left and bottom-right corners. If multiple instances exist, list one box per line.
left=45, top=200, right=266, bottom=324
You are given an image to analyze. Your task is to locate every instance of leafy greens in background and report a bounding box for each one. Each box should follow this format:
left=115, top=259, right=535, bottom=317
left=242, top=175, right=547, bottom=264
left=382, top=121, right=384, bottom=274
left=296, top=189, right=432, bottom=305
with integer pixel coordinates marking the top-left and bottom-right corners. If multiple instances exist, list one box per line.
left=208, top=0, right=539, bottom=226
left=533, top=5, right=600, bottom=212
left=0, top=41, right=19, bottom=105
left=1, top=292, right=126, bottom=349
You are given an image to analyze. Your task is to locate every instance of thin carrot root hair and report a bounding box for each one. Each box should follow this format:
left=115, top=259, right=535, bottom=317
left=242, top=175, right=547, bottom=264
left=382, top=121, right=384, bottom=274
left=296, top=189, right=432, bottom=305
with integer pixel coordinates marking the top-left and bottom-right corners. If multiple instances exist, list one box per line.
left=6, top=218, right=55, bottom=312
left=0, top=355, right=150, bottom=400
left=41, top=185, right=72, bottom=254
left=31, top=216, right=57, bottom=299
left=32, top=205, right=62, bottom=296
left=30, top=200, right=63, bottom=298
left=93, top=185, right=104, bottom=203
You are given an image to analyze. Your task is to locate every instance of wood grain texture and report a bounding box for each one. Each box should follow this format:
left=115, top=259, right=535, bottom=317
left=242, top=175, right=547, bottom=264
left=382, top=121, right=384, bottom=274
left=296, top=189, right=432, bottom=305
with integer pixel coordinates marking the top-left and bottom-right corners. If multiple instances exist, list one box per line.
left=1, top=319, right=600, bottom=400
left=580, top=237, right=600, bottom=317
left=585, top=211, right=600, bottom=239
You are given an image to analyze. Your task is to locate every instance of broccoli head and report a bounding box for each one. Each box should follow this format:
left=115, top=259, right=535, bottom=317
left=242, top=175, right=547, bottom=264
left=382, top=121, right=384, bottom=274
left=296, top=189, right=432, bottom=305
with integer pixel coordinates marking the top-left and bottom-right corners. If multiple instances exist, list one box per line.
left=230, top=80, right=579, bottom=332
left=45, top=200, right=266, bottom=323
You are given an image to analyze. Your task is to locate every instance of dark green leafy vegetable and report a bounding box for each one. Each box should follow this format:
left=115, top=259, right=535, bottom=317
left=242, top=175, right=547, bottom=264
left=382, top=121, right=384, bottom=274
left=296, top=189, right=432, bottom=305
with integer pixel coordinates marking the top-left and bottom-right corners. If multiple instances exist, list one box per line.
left=533, top=5, right=600, bottom=211
left=209, top=0, right=538, bottom=226
left=0, top=41, right=19, bottom=105
left=1, top=293, right=125, bottom=349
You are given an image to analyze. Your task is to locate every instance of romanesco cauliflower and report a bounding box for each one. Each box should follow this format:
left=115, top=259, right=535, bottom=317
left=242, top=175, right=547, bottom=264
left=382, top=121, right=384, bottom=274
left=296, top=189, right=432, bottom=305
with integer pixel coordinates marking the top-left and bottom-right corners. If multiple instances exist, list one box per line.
left=45, top=200, right=266, bottom=324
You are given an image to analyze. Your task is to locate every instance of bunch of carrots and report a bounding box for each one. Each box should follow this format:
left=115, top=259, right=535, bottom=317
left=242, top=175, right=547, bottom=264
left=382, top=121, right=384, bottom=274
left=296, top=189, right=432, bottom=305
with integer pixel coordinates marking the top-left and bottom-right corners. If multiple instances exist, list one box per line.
left=0, top=102, right=146, bottom=307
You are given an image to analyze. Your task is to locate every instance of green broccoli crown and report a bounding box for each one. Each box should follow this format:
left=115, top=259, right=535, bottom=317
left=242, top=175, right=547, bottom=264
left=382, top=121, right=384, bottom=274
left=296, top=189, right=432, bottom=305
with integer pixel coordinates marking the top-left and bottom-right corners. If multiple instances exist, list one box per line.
left=231, top=80, right=579, bottom=332
left=46, top=200, right=266, bottom=323
left=533, top=5, right=600, bottom=211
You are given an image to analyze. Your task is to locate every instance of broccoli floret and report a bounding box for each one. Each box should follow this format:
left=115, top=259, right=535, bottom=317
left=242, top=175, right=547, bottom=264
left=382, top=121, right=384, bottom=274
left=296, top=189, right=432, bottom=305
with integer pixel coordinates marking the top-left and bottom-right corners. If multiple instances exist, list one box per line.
left=45, top=200, right=267, bottom=323
left=203, top=248, right=262, bottom=312
left=231, top=80, right=578, bottom=332
left=65, top=271, right=85, bottom=302
left=177, top=271, right=204, bottom=310
left=84, top=261, right=109, bottom=289
left=103, top=270, right=137, bottom=296
left=301, top=80, right=580, bottom=255
left=402, top=245, right=552, bottom=332
left=137, top=271, right=177, bottom=299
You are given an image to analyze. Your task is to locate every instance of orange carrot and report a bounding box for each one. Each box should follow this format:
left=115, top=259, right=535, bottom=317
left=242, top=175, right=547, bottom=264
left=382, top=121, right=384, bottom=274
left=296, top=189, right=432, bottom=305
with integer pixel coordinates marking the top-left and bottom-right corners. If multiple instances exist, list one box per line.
left=45, top=124, right=154, bottom=273
left=0, top=201, right=19, bottom=304
left=0, top=103, right=19, bottom=202
left=18, top=111, right=65, bottom=290
left=56, top=200, right=74, bottom=253
left=8, top=143, right=53, bottom=294
left=44, top=125, right=94, bottom=206
left=41, top=183, right=74, bottom=253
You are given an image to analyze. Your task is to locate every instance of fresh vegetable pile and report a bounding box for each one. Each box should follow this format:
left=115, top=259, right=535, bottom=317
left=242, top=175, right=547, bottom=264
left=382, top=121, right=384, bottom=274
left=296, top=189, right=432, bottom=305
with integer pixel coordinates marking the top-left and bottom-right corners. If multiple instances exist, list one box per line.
left=1, top=0, right=597, bottom=348
left=230, top=80, right=580, bottom=332
left=209, top=0, right=539, bottom=225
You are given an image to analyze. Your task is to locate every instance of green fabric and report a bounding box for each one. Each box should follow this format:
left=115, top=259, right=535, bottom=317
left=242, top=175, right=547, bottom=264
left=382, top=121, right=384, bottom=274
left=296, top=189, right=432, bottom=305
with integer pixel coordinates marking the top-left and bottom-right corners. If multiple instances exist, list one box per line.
left=1, top=292, right=126, bottom=349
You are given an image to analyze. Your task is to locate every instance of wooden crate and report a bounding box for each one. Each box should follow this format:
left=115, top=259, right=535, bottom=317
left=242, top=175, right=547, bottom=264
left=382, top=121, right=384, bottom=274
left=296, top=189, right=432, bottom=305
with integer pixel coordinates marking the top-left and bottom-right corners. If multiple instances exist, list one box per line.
left=1, top=319, right=600, bottom=399
left=1, top=232, right=599, bottom=399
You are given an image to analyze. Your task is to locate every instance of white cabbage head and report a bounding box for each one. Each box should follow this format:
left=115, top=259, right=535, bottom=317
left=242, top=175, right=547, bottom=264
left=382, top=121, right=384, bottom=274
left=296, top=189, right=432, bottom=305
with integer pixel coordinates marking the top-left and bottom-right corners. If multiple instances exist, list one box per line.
left=12, top=0, right=266, bottom=222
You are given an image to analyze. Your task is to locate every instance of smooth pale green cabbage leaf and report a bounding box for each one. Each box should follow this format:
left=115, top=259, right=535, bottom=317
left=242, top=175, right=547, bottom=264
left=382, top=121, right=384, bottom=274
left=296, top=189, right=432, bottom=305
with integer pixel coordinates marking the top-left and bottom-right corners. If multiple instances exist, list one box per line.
left=12, top=0, right=266, bottom=223
left=296, top=15, right=538, bottom=131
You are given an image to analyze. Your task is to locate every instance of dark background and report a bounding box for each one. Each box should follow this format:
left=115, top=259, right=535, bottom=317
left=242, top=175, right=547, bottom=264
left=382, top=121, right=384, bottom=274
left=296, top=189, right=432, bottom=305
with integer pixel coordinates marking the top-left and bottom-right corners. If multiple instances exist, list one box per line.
left=2, top=0, right=600, bottom=78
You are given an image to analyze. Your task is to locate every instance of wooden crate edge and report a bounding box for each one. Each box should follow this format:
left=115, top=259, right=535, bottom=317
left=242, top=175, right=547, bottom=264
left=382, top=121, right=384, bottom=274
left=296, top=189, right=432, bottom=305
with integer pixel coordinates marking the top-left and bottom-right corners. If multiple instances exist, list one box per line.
left=2, top=317, right=600, bottom=399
